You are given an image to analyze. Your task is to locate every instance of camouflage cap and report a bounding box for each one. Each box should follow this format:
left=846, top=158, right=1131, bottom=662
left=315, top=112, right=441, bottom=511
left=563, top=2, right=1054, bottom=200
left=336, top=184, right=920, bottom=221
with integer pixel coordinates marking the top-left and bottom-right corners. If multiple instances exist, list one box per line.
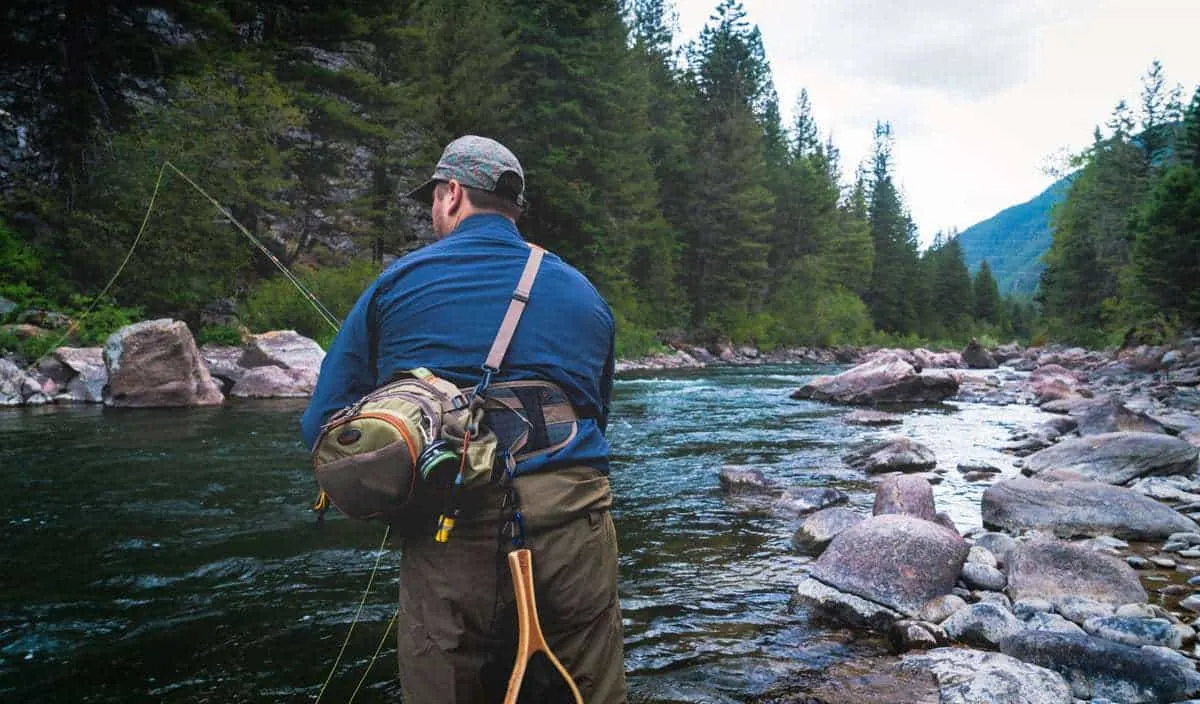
left=405, top=135, right=526, bottom=207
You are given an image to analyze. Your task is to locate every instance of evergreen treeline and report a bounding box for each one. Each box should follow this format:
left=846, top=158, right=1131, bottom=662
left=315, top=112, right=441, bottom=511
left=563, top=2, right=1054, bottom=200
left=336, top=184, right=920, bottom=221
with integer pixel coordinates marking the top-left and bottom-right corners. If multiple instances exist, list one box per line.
left=2, top=0, right=1026, bottom=353
left=1039, top=61, right=1200, bottom=346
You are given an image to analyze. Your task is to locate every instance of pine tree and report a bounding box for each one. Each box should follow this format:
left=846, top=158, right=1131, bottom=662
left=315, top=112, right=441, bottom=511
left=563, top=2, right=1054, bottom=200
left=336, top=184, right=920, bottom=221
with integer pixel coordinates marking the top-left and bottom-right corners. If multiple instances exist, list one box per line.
left=973, top=259, right=1001, bottom=324
left=865, top=122, right=920, bottom=334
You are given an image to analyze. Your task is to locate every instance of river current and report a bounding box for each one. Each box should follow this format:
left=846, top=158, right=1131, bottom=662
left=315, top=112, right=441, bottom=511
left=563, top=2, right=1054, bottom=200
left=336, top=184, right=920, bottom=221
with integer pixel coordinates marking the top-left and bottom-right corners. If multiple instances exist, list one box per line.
left=1, top=364, right=1047, bottom=702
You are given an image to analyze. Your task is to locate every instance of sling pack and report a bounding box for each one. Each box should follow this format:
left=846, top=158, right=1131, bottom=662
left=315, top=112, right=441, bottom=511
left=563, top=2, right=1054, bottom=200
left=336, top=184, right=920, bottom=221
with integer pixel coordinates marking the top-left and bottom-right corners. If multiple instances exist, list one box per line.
left=311, top=244, right=550, bottom=523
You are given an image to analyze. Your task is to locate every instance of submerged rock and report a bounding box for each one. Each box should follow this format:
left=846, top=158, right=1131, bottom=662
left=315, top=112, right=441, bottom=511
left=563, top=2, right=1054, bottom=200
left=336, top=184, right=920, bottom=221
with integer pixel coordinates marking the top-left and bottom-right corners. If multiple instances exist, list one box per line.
left=981, top=478, right=1199, bottom=540
left=774, top=486, right=847, bottom=516
left=791, top=353, right=959, bottom=405
left=809, top=514, right=968, bottom=617
left=793, top=576, right=904, bottom=630
left=718, top=466, right=776, bottom=495
left=792, top=507, right=863, bottom=555
left=844, top=409, right=904, bottom=426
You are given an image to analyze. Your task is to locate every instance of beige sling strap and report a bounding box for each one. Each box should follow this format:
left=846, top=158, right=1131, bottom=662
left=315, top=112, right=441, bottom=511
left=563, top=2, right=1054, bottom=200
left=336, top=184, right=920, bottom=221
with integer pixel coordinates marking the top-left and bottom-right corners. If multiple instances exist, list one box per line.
left=485, top=244, right=545, bottom=373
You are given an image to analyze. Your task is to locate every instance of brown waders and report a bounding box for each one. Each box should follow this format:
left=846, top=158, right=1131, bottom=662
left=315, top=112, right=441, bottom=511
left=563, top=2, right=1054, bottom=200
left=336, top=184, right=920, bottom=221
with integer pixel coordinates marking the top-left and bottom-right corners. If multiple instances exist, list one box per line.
left=396, top=466, right=627, bottom=703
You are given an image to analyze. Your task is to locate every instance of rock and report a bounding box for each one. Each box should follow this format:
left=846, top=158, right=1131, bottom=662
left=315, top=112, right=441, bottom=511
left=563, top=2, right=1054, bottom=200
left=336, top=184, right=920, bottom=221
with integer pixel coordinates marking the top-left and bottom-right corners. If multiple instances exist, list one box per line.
left=1126, top=556, right=1151, bottom=569
left=975, top=591, right=1013, bottom=610
left=1005, top=537, right=1147, bottom=606
left=774, top=486, right=847, bottom=516
left=899, top=647, right=1074, bottom=704
left=793, top=576, right=904, bottom=630
left=844, top=437, right=937, bottom=474
left=809, top=514, right=969, bottom=617
left=0, top=357, right=41, bottom=405
left=1023, top=612, right=1086, bottom=635
left=1022, top=432, right=1198, bottom=486
left=918, top=594, right=968, bottom=623
left=103, top=319, right=224, bottom=408
left=844, top=409, right=904, bottom=426
left=238, top=329, right=324, bottom=377
left=967, top=545, right=998, bottom=568
left=791, top=353, right=959, bottom=405
left=200, top=343, right=246, bottom=392
left=1114, top=603, right=1166, bottom=620
left=1030, top=364, right=1089, bottom=404
left=1012, top=598, right=1055, bottom=619
left=957, top=461, right=1001, bottom=475
left=1180, top=594, right=1200, bottom=614
left=942, top=602, right=1025, bottom=648
left=718, top=466, right=776, bottom=495
left=981, top=478, right=1199, bottom=540
left=973, top=532, right=1018, bottom=567
left=229, top=365, right=315, bottom=398
left=932, top=512, right=959, bottom=534
left=962, top=339, right=999, bottom=369
left=1150, top=556, right=1177, bottom=568
left=51, top=346, right=106, bottom=403
left=961, top=562, right=1007, bottom=591
left=18, top=308, right=73, bottom=329
left=1071, top=397, right=1168, bottom=436
left=792, top=507, right=864, bottom=555
left=872, top=475, right=936, bottom=520
left=888, top=619, right=948, bottom=652
left=1000, top=631, right=1200, bottom=703
left=1083, top=616, right=1183, bottom=649
left=0, top=295, right=16, bottom=316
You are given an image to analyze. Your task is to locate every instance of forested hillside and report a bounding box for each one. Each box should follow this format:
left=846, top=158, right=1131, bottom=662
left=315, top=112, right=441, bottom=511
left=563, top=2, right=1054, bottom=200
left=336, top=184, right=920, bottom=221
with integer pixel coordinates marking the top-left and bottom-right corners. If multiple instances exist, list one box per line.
left=0, top=1, right=1043, bottom=356
left=957, top=176, right=1072, bottom=297
left=1037, top=61, right=1200, bottom=346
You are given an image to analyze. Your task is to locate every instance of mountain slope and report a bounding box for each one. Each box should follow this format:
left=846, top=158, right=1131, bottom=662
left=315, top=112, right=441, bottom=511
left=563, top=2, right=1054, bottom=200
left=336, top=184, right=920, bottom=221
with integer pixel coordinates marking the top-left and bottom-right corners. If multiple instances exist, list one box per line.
left=957, top=176, right=1073, bottom=297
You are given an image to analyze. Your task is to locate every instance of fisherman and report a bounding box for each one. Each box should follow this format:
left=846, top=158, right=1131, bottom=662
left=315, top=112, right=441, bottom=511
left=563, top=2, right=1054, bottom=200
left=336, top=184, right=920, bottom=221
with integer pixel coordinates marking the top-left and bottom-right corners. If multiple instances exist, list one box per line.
left=301, top=135, right=627, bottom=703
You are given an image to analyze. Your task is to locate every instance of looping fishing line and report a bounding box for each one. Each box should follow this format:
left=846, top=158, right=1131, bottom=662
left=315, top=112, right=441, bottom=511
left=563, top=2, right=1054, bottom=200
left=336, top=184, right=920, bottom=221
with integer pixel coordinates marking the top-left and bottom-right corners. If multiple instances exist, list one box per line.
left=23, top=161, right=393, bottom=702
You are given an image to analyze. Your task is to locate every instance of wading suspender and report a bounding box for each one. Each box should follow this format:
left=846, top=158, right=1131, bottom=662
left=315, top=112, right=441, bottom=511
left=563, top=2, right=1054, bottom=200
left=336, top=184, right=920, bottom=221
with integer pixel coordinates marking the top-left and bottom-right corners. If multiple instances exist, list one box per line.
left=433, top=243, right=545, bottom=543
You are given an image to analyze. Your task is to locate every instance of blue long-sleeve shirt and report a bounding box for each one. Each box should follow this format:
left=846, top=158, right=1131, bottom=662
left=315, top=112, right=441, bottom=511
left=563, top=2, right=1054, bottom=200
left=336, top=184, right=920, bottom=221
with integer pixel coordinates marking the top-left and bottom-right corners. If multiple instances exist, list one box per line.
left=301, top=214, right=615, bottom=475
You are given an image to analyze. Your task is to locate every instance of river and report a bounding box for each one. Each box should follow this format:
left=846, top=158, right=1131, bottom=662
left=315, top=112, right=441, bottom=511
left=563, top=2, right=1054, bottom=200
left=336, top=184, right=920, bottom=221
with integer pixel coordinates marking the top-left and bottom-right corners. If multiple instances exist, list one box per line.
left=1, top=364, right=1048, bottom=702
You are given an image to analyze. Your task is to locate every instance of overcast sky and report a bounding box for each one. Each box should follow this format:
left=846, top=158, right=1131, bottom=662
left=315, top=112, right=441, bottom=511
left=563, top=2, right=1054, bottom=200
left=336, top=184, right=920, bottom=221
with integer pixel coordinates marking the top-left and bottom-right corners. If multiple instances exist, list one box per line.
left=673, top=0, right=1200, bottom=246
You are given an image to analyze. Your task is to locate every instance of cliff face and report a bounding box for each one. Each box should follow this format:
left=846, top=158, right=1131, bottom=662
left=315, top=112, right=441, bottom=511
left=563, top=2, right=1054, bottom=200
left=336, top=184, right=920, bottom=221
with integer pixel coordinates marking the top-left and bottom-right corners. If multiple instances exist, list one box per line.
left=1, top=4, right=433, bottom=261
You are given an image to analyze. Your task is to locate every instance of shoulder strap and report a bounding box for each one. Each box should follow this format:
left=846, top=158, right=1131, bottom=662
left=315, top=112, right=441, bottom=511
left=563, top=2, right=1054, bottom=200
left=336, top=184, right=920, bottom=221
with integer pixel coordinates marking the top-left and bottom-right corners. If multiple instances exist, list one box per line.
left=484, top=244, right=545, bottom=373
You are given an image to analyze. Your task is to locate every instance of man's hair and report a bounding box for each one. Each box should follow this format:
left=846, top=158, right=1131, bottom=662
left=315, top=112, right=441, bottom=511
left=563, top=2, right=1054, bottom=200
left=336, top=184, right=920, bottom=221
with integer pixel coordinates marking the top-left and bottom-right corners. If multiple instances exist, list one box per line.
left=435, top=173, right=523, bottom=221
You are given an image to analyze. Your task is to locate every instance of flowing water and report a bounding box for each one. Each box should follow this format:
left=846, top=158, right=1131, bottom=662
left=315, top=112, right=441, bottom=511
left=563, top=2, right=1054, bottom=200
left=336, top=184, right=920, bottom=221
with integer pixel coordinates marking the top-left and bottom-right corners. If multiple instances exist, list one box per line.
left=1, top=364, right=1048, bottom=703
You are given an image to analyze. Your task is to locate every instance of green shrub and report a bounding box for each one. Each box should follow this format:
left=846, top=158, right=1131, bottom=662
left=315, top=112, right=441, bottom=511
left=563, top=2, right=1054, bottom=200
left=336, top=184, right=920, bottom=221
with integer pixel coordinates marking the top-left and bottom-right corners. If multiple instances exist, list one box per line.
left=613, top=311, right=665, bottom=359
left=196, top=324, right=245, bottom=346
left=67, top=295, right=143, bottom=346
left=242, top=261, right=380, bottom=348
left=0, top=328, right=57, bottom=362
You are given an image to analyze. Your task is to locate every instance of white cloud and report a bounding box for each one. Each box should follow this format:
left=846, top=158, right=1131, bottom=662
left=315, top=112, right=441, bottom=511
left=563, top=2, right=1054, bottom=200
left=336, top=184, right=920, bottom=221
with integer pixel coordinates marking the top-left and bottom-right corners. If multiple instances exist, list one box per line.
left=674, top=0, right=1200, bottom=244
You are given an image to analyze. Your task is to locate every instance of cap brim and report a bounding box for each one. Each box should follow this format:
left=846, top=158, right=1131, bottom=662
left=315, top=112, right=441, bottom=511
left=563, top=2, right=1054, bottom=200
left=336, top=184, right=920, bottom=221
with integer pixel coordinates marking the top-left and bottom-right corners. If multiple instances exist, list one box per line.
left=405, top=179, right=438, bottom=206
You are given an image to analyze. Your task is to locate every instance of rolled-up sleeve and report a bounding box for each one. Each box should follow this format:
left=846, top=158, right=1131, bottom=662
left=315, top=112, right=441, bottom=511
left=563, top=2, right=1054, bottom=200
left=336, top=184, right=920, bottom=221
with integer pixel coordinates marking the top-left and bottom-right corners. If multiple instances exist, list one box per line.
left=300, top=282, right=380, bottom=450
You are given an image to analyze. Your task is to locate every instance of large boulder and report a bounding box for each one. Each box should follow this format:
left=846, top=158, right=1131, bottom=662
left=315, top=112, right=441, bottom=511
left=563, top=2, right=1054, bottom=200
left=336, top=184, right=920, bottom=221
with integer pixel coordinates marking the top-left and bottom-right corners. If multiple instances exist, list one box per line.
left=809, top=514, right=969, bottom=617
left=1000, top=631, right=1200, bottom=703
left=791, top=353, right=959, bottom=405
left=912, top=348, right=964, bottom=369
left=1022, top=432, right=1198, bottom=485
left=982, top=478, right=1199, bottom=540
left=1005, top=537, right=1147, bottom=606
left=844, top=437, right=937, bottom=474
left=52, top=346, right=106, bottom=403
left=1029, top=364, right=1089, bottom=405
left=103, top=319, right=224, bottom=407
left=899, top=648, right=1074, bottom=704
left=873, top=475, right=936, bottom=521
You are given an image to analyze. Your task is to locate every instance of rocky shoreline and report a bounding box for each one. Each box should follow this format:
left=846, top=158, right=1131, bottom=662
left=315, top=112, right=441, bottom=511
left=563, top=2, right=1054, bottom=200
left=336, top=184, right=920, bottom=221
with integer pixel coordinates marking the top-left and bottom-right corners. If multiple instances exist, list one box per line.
left=7, top=320, right=1200, bottom=701
left=717, top=339, right=1200, bottom=704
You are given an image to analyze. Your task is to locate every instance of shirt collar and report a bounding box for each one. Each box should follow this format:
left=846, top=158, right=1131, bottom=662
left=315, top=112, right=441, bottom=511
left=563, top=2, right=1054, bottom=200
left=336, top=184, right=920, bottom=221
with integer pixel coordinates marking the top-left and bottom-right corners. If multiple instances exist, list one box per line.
left=447, top=213, right=521, bottom=240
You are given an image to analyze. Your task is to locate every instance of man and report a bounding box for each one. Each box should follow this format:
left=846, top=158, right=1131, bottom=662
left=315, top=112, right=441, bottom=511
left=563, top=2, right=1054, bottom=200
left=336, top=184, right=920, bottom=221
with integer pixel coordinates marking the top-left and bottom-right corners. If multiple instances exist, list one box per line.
left=301, top=135, right=626, bottom=703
